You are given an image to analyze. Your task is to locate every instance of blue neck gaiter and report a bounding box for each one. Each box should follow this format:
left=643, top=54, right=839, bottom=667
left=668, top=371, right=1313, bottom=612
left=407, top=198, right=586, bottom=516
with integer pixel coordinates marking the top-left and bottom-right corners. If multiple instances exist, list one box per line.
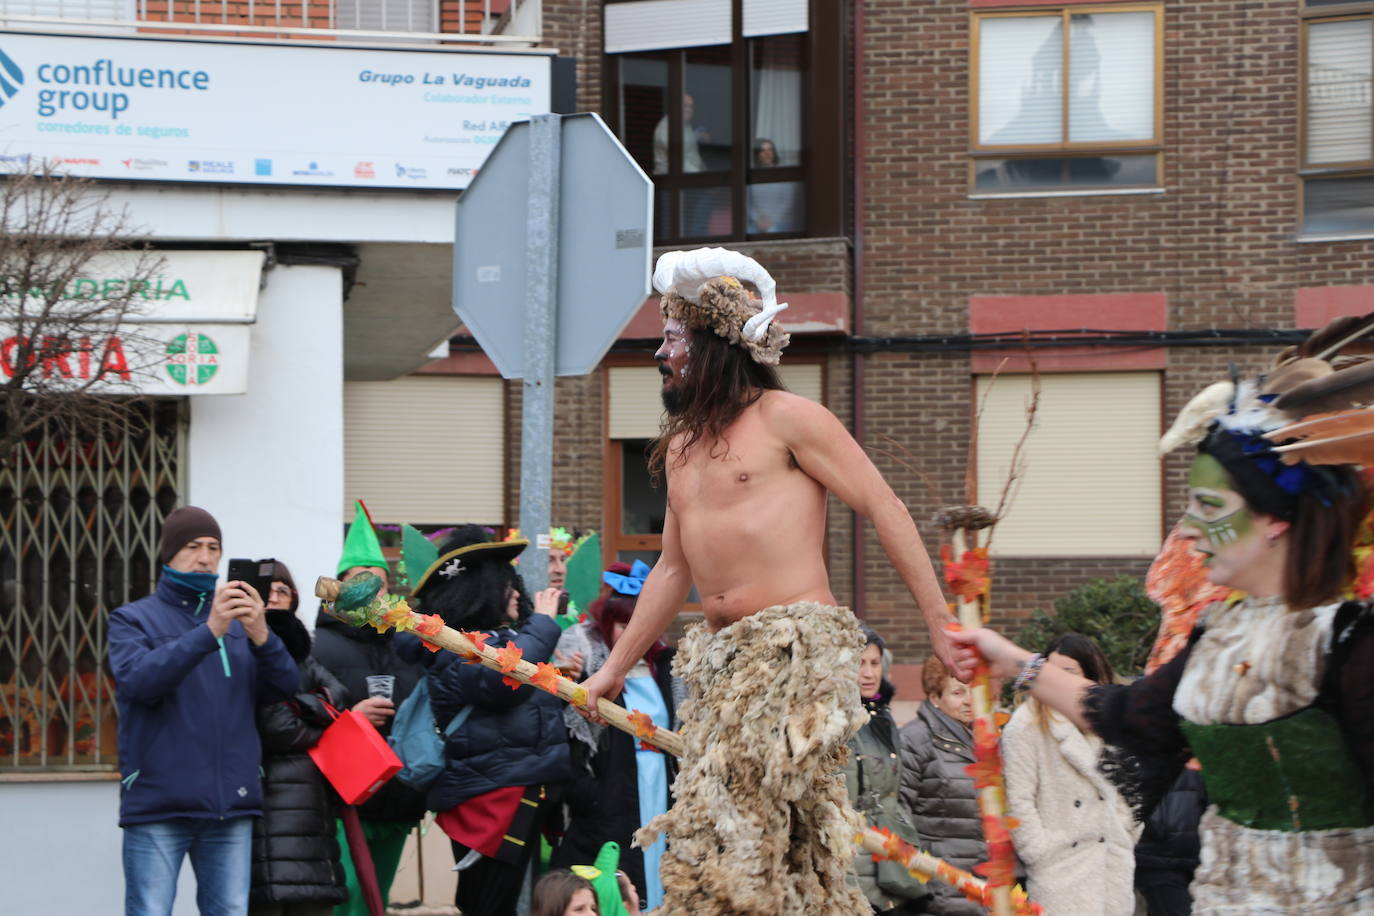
left=162, top=565, right=219, bottom=604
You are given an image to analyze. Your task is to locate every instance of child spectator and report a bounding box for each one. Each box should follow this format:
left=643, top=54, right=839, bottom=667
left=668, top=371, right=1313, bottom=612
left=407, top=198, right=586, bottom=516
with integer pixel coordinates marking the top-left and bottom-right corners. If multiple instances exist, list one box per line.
left=533, top=870, right=600, bottom=916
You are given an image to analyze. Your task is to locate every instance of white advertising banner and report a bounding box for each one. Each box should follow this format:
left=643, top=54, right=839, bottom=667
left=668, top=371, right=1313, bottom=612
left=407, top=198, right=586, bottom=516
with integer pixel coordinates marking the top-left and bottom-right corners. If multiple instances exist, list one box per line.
left=0, top=31, right=552, bottom=190
left=1, top=249, right=265, bottom=395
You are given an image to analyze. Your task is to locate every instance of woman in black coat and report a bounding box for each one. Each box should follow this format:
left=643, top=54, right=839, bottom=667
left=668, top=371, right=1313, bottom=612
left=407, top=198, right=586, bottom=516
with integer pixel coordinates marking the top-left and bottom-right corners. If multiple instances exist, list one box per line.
left=408, top=527, right=572, bottom=916
left=250, top=563, right=351, bottom=916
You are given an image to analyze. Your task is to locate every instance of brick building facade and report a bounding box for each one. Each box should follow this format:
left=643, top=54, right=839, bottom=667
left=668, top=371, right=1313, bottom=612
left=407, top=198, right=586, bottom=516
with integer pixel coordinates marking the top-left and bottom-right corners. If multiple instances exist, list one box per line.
left=509, top=0, right=1374, bottom=676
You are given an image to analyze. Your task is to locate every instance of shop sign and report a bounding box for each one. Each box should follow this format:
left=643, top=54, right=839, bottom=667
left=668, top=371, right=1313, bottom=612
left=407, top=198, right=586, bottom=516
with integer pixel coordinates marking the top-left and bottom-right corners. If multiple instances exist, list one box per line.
left=0, top=249, right=262, bottom=395
left=0, top=32, right=551, bottom=190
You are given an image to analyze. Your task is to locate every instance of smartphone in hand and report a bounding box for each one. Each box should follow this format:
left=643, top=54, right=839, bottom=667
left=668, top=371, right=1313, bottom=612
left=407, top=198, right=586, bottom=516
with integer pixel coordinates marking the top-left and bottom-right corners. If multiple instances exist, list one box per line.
left=226, top=557, right=276, bottom=603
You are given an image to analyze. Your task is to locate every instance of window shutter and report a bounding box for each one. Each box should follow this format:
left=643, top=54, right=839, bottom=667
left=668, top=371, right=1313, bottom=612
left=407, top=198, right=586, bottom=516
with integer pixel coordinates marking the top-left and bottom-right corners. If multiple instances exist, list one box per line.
left=332, top=0, right=438, bottom=33
left=609, top=366, right=665, bottom=439
left=779, top=361, right=822, bottom=402
left=1307, top=18, right=1373, bottom=165
left=605, top=0, right=732, bottom=53
left=978, top=15, right=1065, bottom=146
left=344, top=376, right=505, bottom=524
left=743, top=0, right=806, bottom=38
left=1068, top=11, right=1155, bottom=143
left=975, top=372, right=1161, bottom=557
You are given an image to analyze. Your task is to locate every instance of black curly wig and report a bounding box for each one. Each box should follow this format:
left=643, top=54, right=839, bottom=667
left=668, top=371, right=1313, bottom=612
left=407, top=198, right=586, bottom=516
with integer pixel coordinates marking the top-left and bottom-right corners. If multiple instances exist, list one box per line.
left=412, top=524, right=526, bottom=632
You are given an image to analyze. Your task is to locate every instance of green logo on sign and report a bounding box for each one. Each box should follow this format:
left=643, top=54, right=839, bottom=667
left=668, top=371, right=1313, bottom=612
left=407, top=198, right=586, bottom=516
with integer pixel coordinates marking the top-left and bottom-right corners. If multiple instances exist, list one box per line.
left=165, top=333, right=220, bottom=385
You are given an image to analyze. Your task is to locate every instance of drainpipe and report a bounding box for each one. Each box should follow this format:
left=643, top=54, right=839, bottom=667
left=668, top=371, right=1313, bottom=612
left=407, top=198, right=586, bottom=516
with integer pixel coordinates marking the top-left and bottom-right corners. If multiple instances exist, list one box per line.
left=851, top=0, right=867, bottom=617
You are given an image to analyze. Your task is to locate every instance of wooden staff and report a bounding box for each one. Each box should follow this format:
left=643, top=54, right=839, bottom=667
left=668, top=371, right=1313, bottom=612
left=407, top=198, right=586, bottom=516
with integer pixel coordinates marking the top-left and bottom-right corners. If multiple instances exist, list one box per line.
left=416, top=612, right=685, bottom=757
left=952, top=526, right=1014, bottom=916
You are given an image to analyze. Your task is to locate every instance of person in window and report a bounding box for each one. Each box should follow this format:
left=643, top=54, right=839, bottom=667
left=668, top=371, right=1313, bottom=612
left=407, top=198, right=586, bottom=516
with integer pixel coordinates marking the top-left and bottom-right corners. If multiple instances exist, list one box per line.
left=551, top=560, right=682, bottom=912
left=899, top=655, right=985, bottom=916
left=948, top=328, right=1374, bottom=914
left=250, top=562, right=350, bottom=916
left=1000, top=634, right=1139, bottom=916
left=747, top=138, right=799, bottom=234
left=652, top=93, right=706, bottom=176
left=842, top=625, right=928, bottom=914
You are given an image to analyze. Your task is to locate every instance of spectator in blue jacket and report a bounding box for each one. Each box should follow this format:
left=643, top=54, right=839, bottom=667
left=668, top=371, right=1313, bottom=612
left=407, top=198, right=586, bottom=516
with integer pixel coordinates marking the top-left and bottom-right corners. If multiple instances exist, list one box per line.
left=407, top=525, right=572, bottom=916
left=109, top=506, right=300, bottom=916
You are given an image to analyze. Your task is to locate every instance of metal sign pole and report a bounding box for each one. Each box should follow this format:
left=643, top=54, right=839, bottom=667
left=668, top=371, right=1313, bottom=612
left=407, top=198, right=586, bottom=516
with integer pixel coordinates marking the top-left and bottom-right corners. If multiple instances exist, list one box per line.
left=518, top=113, right=560, bottom=593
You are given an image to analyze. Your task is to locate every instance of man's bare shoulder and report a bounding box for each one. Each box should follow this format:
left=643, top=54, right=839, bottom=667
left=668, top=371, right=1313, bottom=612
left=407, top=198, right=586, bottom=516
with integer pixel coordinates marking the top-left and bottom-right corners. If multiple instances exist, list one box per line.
left=755, top=388, right=842, bottom=434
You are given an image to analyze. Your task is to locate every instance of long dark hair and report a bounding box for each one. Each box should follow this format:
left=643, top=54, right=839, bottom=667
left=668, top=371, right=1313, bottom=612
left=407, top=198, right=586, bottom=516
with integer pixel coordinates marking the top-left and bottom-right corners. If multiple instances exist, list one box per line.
left=648, top=326, right=784, bottom=481
left=1032, top=633, right=1114, bottom=733
left=1281, top=471, right=1365, bottom=608
left=532, top=870, right=597, bottom=916
left=1041, top=633, right=1115, bottom=686
left=412, top=525, right=517, bottom=632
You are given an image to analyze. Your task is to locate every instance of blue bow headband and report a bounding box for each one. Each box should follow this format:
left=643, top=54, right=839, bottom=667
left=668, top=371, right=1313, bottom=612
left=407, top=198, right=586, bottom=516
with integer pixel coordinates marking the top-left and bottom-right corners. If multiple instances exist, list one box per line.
left=603, top=559, right=650, bottom=596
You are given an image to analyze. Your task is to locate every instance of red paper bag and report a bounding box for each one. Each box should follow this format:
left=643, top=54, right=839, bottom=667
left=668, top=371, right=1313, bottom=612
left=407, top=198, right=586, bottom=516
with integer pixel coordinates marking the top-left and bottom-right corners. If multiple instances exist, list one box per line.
left=308, top=707, right=403, bottom=805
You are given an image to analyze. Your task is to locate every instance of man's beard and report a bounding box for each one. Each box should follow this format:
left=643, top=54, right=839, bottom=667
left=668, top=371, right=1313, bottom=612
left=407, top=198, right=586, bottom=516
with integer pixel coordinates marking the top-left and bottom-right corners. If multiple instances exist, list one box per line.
left=661, top=384, right=687, bottom=416
left=659, top=363, right=688, bottom=415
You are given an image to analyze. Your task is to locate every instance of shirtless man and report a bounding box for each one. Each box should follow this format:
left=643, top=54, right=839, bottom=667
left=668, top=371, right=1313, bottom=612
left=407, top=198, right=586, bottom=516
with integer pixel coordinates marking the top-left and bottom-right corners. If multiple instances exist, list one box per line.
left=583, top=250, right=962, bottom=705
left=582, top=247, right=964, bottom=915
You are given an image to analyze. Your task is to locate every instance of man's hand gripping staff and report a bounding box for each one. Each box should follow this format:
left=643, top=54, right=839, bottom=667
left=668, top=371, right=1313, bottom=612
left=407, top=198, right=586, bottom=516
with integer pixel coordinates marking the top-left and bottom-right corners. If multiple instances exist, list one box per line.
left=315, top=572, right=1042, bottom=915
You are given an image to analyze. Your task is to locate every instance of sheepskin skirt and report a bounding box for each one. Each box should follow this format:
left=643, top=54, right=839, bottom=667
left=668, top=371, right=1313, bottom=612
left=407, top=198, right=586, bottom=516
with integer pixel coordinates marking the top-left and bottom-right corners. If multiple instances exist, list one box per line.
left=635, top=602, right=871, bottom=915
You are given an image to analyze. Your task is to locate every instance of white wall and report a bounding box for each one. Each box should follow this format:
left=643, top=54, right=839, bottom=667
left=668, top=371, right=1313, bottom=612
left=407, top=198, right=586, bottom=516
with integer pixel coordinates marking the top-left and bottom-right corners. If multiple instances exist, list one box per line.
left=189, top=263, right=346, bottom=626
left=1, top=780, right=200, bottom=914
left=105, top=183, right=457, bottom=244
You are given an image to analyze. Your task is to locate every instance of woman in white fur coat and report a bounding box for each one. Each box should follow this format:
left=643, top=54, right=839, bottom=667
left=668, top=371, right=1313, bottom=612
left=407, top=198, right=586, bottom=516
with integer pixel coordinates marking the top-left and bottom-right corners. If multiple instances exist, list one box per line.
left=1002, top=634, right=1141, bottom=916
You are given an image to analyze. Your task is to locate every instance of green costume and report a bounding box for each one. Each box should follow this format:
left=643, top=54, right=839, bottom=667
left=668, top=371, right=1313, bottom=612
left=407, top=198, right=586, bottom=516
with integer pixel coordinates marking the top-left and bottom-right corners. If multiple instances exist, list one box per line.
left=1087, top=596, right=1374, bottom=915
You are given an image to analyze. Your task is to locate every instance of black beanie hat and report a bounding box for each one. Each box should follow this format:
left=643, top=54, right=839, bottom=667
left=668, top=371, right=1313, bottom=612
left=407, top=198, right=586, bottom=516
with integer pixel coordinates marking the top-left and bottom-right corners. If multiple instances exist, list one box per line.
left=159, top=506, right=222, bottom=565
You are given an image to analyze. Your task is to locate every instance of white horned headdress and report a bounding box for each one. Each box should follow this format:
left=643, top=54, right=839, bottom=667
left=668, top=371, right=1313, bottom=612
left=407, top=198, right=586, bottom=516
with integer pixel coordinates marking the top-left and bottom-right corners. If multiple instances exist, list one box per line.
left=653, top=247, right=791, bottom=366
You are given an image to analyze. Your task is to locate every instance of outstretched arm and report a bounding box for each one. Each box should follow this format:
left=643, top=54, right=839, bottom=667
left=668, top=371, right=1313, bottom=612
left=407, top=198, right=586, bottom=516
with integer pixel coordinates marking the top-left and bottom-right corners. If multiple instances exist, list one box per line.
left=582, top=502, right=694, bottom=717
left=948, top=627, right=1093, bottom=731
left=767, top=393, right=972, bottom=679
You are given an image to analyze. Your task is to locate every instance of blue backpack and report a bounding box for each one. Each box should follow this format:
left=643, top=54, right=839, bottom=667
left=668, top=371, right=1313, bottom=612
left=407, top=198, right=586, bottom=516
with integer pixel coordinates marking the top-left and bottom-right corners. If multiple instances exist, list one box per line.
left=387, top=675, right=471, bottom=791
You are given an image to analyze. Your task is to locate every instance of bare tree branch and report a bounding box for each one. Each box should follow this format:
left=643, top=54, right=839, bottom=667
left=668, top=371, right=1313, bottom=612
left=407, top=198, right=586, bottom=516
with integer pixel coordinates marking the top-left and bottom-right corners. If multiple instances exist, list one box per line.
left=984, top=342, right=1041, bottom=554
left=0, top=161, right=164, bottom=466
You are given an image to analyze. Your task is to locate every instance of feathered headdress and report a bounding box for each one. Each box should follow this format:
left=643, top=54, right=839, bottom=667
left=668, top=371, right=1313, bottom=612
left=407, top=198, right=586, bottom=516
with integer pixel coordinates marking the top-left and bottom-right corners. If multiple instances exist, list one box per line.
left=653, top=247, right=791, bottom=366
left=1159, top=310, right=1374, bottom=513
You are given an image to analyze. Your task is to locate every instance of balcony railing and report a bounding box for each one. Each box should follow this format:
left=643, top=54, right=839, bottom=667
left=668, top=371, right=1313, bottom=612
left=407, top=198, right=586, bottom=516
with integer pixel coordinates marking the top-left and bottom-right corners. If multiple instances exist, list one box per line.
left=0, top=0, right=541, bottom=45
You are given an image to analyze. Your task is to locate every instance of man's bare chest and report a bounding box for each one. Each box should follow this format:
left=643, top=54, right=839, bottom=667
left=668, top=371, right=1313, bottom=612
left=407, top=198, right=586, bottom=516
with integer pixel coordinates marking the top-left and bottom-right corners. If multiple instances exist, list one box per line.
left=668, top=442, right=803, bottom=508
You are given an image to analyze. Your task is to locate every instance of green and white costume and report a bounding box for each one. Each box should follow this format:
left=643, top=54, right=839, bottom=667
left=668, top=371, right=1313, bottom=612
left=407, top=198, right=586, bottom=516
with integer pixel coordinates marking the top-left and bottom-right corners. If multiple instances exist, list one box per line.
left=1087, top=595, right=1374, bottom=915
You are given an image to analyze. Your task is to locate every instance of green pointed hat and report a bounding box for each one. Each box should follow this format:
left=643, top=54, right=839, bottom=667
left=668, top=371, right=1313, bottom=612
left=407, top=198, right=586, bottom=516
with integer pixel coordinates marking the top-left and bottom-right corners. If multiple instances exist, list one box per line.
left=338, top=500, right=387, bottom=576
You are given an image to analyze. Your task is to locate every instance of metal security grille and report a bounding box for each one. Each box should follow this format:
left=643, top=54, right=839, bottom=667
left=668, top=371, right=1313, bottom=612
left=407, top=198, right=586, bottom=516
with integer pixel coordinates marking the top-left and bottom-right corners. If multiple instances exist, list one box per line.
left=0, top=400, right=184, bottom=770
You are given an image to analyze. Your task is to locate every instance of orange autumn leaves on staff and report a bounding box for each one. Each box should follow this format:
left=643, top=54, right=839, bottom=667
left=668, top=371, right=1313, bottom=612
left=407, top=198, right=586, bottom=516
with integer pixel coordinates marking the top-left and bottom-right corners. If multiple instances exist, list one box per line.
left=494, top=642, right=524, bottom=689
left=628, top=709, right=659, bottom=752
left=941, top=545, right=990, bottom=601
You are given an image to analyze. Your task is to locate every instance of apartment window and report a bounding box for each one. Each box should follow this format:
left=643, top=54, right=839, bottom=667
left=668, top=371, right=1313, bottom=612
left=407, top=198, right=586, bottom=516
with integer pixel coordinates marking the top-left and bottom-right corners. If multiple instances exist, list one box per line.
left=971, top=5, right=1163, bottom=194
left=975, top=372, right=1161, bottom=556
left=1302, top=11, right=1374, bottom=236
left=604, top=0, right=843, bottom=243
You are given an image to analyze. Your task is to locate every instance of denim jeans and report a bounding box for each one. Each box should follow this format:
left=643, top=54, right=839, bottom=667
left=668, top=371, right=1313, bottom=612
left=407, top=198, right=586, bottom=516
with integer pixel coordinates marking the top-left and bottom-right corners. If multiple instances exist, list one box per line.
left=123, top=816, right=253, bottom=916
